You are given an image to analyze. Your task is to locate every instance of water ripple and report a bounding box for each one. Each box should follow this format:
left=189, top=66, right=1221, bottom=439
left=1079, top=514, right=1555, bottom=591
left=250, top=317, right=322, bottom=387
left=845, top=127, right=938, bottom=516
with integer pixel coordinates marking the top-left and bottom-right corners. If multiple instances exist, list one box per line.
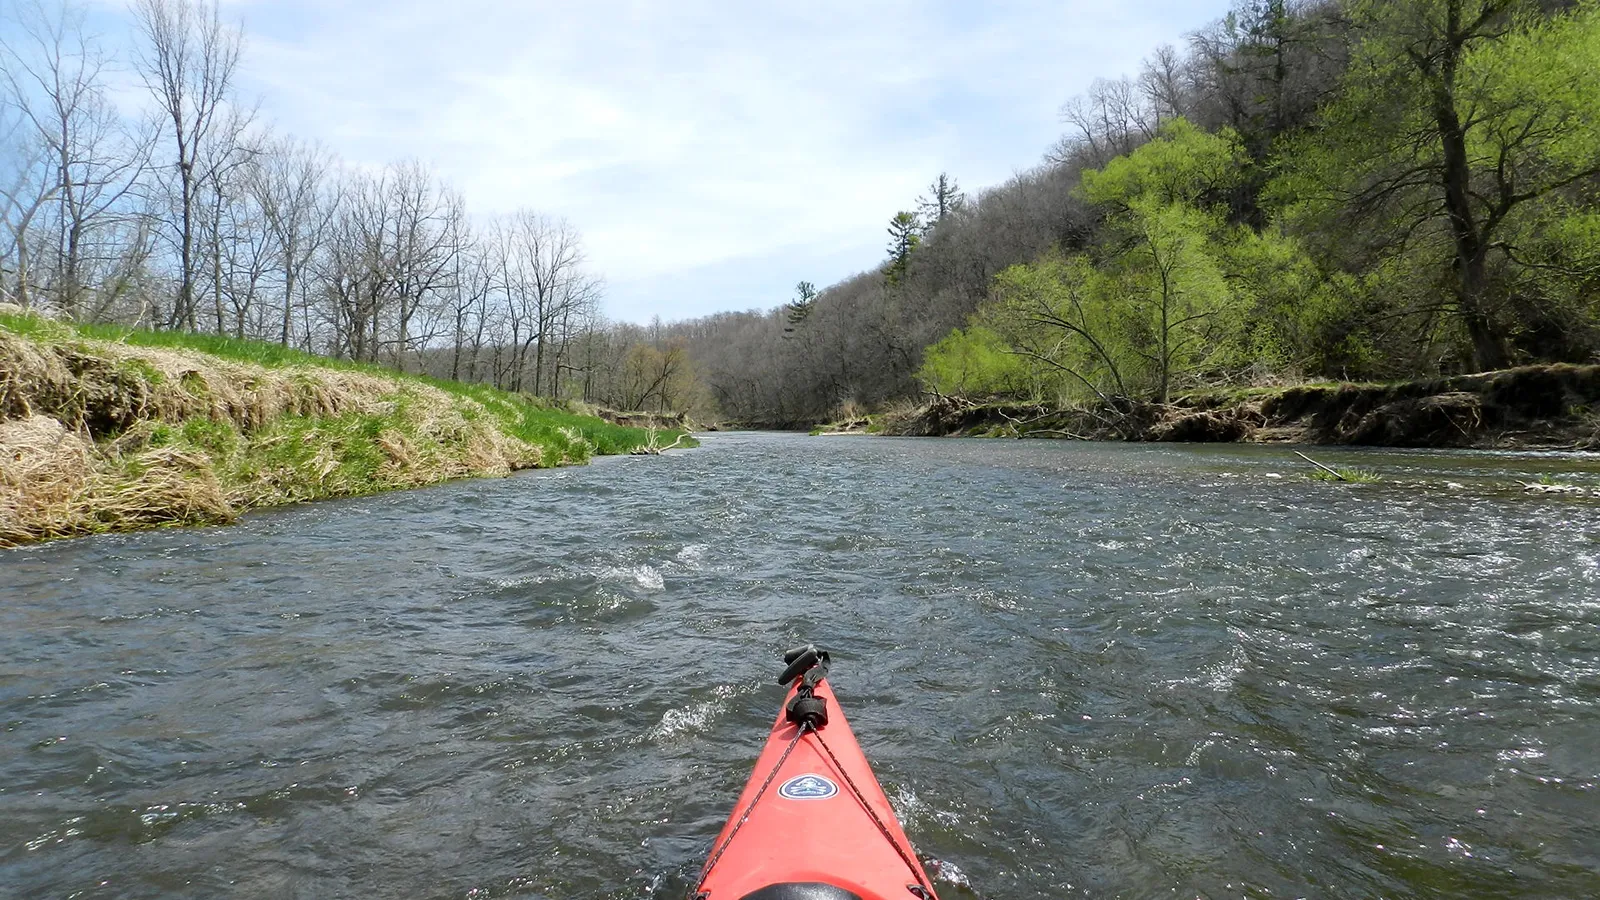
left=3, top=434, right=1599, bottom=897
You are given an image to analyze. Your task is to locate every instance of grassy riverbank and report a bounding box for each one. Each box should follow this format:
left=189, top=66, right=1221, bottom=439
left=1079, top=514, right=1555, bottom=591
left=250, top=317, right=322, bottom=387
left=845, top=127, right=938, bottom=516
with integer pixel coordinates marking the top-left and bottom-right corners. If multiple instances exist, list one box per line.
left=0, top=310, right=690, bottom=547
left=852, top=365, right=1600, bottom=450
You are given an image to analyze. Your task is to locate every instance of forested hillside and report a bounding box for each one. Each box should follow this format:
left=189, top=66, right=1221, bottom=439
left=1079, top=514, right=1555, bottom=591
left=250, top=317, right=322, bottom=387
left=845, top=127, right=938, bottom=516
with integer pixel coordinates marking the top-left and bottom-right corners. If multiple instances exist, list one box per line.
left=659, top=0, right=1600, bottom=425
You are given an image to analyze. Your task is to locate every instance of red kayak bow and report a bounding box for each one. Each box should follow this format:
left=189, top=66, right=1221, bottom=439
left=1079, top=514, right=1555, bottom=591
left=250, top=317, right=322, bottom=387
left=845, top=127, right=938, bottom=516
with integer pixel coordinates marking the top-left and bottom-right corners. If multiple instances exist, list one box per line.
left=692, top=646, right=939, bottom=900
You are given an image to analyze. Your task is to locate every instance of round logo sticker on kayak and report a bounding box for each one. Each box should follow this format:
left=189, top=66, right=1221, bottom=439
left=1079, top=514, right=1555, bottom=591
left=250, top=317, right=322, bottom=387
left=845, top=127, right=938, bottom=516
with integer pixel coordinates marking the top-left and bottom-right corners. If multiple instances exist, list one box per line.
left=778, top=773, right=839, bottom=800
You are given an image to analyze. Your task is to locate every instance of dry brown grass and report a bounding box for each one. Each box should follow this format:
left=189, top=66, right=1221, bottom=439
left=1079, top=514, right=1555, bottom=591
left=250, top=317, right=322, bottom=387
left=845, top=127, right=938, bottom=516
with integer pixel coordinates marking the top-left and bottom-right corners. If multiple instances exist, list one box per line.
left=0, top=415, right=235, bottom=546
left=1, top=415, right=93, bottom=545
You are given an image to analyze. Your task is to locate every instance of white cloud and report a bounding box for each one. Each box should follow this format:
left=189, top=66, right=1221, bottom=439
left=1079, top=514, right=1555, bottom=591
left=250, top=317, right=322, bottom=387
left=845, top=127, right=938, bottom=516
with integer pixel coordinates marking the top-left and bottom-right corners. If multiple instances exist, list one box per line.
left=97, top=0, right=1233, bottom=321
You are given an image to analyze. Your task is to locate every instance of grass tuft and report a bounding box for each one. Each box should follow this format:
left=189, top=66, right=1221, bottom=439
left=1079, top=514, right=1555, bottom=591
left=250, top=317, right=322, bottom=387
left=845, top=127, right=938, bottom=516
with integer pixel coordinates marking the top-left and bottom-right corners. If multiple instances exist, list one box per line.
left=1307, top=467, right=1383, bottom=483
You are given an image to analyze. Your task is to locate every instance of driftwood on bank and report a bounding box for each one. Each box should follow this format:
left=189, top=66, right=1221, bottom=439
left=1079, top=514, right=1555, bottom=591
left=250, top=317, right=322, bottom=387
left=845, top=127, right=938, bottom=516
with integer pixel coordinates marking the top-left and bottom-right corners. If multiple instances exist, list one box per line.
left=874, top=364, right=1600, bottom=450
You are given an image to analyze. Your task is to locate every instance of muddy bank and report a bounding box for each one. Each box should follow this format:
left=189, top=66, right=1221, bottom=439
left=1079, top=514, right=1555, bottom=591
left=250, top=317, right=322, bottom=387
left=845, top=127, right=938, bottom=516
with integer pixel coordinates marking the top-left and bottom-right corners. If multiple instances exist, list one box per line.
left=591, top=408, right=691, bottom=431
left=876, top=364, right=1600, bottom=449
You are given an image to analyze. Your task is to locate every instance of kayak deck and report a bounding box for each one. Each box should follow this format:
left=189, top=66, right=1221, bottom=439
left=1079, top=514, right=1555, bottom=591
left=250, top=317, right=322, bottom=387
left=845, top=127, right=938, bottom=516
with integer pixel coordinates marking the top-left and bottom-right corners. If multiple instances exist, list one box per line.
left=694, top=676, right=937, bottom=900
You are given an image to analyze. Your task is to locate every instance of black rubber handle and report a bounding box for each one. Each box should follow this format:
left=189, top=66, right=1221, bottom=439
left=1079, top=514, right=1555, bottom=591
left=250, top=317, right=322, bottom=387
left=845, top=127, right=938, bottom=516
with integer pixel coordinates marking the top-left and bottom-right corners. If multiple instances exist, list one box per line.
left=782, top=644, right=816, bottom=665
left=778, top=647, right=819, bottom=685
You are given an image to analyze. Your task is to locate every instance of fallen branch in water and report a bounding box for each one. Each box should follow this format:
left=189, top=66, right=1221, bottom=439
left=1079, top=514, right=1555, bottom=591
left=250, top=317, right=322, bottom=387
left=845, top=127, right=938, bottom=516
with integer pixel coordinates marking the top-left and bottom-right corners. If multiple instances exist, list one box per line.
left=1294, top=449, right=1348, bottom=481
left=630, top=431, right=691, bottom=455
left=1519, top=481, right=1585, bottom=494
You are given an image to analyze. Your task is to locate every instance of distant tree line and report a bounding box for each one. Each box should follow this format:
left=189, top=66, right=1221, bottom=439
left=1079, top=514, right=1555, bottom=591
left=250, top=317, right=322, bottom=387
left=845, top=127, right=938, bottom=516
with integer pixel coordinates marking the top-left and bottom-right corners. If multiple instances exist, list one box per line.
left=0, top=0, right=679, bottom=411
left=647, top=0, right=1600, bottom=423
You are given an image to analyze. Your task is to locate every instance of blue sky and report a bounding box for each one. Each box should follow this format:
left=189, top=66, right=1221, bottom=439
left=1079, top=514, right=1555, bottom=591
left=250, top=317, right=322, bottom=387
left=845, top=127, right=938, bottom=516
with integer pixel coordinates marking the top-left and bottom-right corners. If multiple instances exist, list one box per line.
left=78, top=0, right=1231, bottom=323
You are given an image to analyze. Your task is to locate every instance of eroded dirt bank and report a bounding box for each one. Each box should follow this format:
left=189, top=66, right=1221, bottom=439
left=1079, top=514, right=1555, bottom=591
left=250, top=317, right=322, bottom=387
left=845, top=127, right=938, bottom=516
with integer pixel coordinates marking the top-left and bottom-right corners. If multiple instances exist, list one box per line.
left=875, top=364, right=1600, bottom=449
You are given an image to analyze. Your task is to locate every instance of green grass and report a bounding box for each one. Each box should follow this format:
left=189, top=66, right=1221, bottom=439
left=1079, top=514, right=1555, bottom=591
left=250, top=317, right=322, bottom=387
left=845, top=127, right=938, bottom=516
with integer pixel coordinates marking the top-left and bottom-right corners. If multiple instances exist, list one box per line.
left=2, top=309, right=405, bottom=379
left=117, top=357, right=166, bottom=384
left=415, top=375, right=660, bottom=458
left=236, top=408, right=410, bottom=499
left=178, top=417, right=240, bottom=456
left=80, top=321, right=388, bottom=373
left=0, top=309, right=69, bottom=337
left=116, top=404, right=430, bottom=502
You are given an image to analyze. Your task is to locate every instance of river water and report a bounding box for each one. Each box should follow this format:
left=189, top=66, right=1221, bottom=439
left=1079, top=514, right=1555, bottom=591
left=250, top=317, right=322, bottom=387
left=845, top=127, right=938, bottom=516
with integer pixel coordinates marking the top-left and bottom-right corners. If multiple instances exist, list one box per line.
left=3, top=432, right=1599, bottom=899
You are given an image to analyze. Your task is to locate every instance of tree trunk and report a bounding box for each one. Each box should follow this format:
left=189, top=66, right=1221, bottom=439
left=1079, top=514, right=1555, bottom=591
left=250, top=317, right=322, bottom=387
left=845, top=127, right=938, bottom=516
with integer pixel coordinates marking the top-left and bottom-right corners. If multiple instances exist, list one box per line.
left=1458, top=251, right=1507, bottom=371
left=1435, top=86, right=1508, bottom=372
left=177, top=163, right=195, bottom=329
left=211, top=185, right=226, bottom=335
left=450, top=313, right=463, bottom=381
left=533, top=330, right=545, bottom=396
left=280, top=267, right=296, bottom=346
left=58, top=131, right=83, bottom=318
left=1429, top=1, right=1508, bottom=372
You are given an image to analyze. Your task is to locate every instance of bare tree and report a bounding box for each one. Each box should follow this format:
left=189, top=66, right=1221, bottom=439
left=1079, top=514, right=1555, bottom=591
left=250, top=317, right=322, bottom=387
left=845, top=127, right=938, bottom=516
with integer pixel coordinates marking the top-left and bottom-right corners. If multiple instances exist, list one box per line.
left=311, top=161, right=465, bottom=366
left=194, top=108, right=263, bottom=334
left=80, top=202, right=161, bottom=324
left=494, top=211, right=589, bottom=393
left=547, top=272, right=601, bottom=398
left=0, top=122, right=54, bottom=307
left=383, top=160, right=460, bottom=370
left=251, top=135, right=334, bottom=345
left=317, top=168, right=384, bottom=360
left=1057, top=76, right=1154, bottom=167
left=440, top=227, right=497, bottom=381
left=1138, top=43, right=1192, bottom=127
left=205, top=139, right=278, bottom=337
left=1, top=0, right=152, bottom=318
left=132, top=0, right=244, bottom=330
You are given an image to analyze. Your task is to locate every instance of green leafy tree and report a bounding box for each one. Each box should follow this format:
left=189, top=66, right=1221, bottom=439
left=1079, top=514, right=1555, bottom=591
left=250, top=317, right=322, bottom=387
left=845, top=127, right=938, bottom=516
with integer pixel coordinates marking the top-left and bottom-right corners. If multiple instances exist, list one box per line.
left=1221, top=224, right=1326, bottom=371
left=1272, top=0, right=1600, bottom=371
left=942, top=119, right=1275, bottom=407
left=916, top=324, right=1034, bottom=397
left=1081, top=119, right=1256, bottom=401
left=1101, top=202, right=1240, bottom=402
left=1081, top=118, right=1247, bottom=209
left=1503, top=205, right=1600, bottom=357
left=986, top=252, right=1132, bottom=405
